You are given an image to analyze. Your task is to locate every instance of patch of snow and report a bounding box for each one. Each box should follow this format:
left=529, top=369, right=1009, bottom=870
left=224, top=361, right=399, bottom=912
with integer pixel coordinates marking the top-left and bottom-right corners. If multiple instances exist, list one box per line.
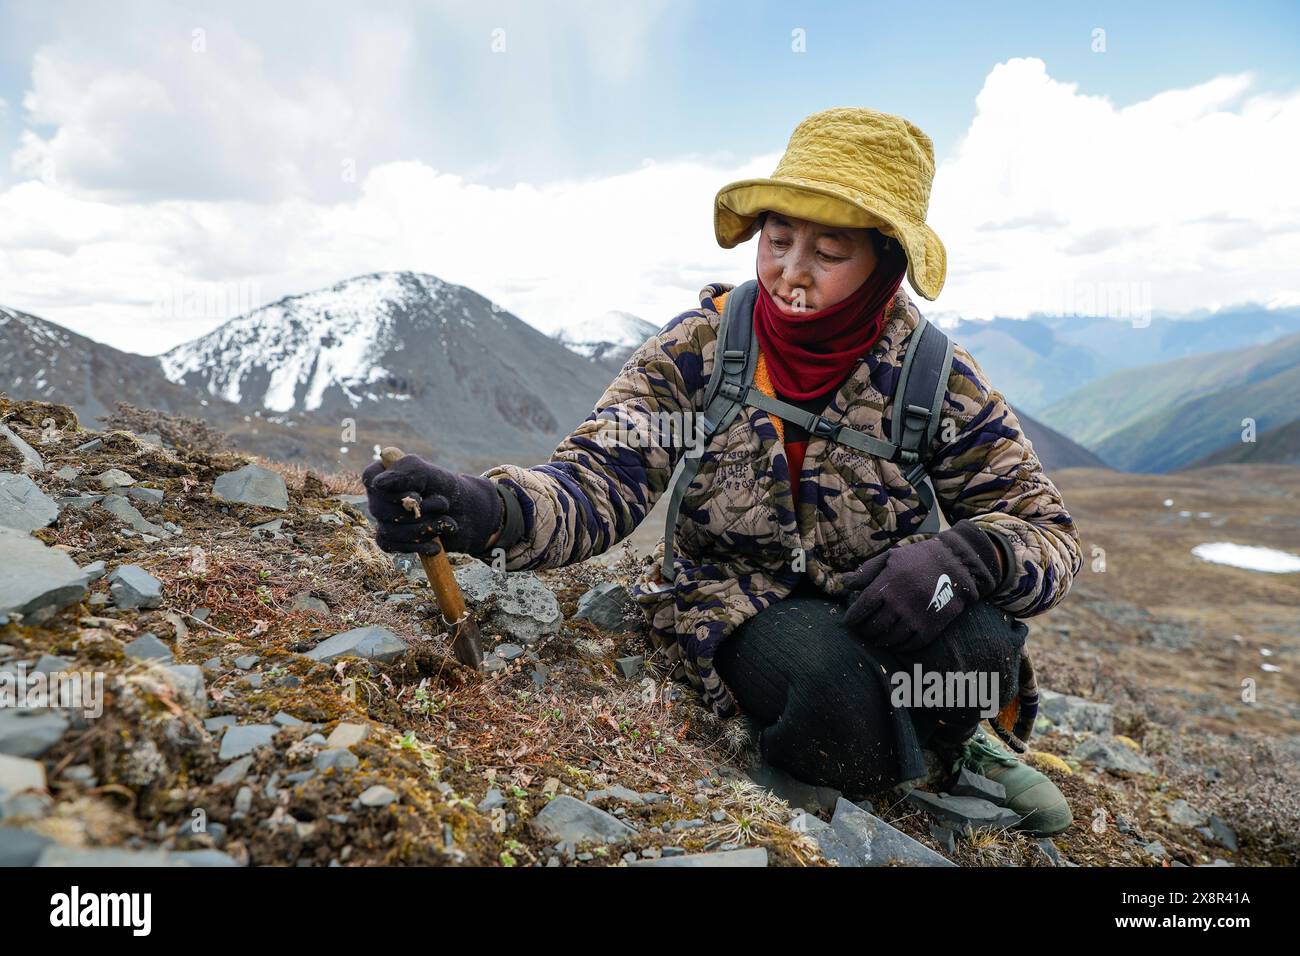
left=1261, top=663, right=1281, bottom=673
left=1163, top=499, right=1173, bottom=507
left=1191, top=542, right=1300, bottom=573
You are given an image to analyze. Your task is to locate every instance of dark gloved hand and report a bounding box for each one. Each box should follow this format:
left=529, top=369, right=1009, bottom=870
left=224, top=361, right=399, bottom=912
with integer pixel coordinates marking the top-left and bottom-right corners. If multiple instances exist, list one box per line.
left=361, top=454, right=504, bottom=557
left=842, top=520, right=1003, bottom=655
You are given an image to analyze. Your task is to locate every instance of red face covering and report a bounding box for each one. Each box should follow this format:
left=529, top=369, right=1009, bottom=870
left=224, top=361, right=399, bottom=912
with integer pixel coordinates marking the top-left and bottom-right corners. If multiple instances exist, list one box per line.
left=753, top=243, right=908, bottom=400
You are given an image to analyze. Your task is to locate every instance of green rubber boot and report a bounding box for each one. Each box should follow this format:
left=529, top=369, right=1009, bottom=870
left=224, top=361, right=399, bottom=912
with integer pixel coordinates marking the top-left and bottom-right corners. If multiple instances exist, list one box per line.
left=950, top=730, right=1073, bottom=836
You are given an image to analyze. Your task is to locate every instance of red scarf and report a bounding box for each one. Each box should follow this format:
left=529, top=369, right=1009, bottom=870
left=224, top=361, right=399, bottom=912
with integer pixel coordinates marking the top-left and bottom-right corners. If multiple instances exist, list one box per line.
left=753, top=249, right=908, bottom=400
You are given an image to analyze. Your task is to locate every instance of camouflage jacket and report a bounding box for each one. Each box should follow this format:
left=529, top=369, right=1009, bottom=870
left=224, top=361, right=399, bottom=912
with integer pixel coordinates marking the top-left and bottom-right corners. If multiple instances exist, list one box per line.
left=483, top=283, right=1082, bottom=717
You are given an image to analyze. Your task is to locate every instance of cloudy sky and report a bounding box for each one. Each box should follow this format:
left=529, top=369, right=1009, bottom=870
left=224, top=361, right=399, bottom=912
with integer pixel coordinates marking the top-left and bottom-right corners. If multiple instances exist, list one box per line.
left=1, top=0, right=1298, bottom=354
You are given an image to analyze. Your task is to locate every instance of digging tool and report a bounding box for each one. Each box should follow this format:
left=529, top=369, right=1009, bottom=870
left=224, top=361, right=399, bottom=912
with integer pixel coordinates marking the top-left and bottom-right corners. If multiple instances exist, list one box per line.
left=379, top=446, right=484, bottom=670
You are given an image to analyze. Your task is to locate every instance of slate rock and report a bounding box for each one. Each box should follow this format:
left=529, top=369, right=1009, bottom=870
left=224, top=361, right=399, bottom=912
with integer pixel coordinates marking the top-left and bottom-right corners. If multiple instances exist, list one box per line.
left=477, top=788, right=507, bottom=812
left=291, top=592, right=330, bottom=614
left=0, top=473, right=59, bottom=531
left=0, top=753, right=47, bottom=796
left=530, top=795, right=637, bottom=845
left=573, top=582, right=642, bottom=632
left=127, top=486, right=165, bottom=507
left=314, top=748, right=359, bottom=772
left=1072, top=735, right=1156, bottom=775
left=494, top=642, right=524, bottom=662
left=125, top=632, right=173, bottom=662
left=325, top=722, right=369, bottom=749
left=1039, top=690, right=1115, bottom=735
left=213, top=755, right=254, bottom=786
left=816, top=798, right=955, bottom=867
left=233, top=654, right=260, bottom=670
left=0, top=710, right=70, bottom=758
left=101, top=495, right=169, bottom=537
left=615, top=655, right=644, bottom=680
left=0, top=425, right=44, bottom=473
left=948, top=767, right=1007, bottom=803
left=905, top=790, right=1022, bottom=833
left=32, top=654, right=71, bottom=676
left=1166, top=798, right=1209, bottom=828
left=746, top=750, right=841, bottom=814
left=0, top=528, right=86, bottom=624
left=305, top=626, right=408, bottom=665
left=95, top=469, right=136, bottom=491
left=453, top=560, right=561, bottom=643
left=37, top=846, right=179, bottom=867
left=272, top=711, right=306, bottom=728
left=218, top=724, right=278, bottom=761
left=212, top=464, right=288, bottom=511
left=0, top=825, right=54, bottom=866
left=77, top=560, right=107, bottom=583
left=628, top=848, right=768, bottom=867
left=108, top=564, right=164, bottom=610
left=358, top=785, right=398, bottom=808
left=1204, top=815, right=1239, bottom=852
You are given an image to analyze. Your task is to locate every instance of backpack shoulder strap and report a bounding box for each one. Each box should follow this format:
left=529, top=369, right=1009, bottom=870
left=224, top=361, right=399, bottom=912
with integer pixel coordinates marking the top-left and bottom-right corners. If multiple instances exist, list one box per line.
left=888, top=315, right=956, bottom=533
left=659, top=281, right=758, bottom=585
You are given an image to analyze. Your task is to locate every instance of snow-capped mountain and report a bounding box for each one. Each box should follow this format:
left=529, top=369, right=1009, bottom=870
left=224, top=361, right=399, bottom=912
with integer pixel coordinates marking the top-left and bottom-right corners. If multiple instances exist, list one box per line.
left=552, top=310, right=659, bottom=372
left=159, top=272, right=615, bottom=472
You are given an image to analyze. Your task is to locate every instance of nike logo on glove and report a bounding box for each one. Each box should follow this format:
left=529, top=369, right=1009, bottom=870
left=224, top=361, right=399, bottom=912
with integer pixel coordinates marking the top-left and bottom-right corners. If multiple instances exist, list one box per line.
left=929, top=573, right=954, bottom=612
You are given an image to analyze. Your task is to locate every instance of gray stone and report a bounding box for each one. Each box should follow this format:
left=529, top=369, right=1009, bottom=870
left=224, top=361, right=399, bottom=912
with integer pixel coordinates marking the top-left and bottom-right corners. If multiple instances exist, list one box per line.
left=212, top=464, right=288, bottom=511
left=0, top=473, right=58, bottom=531
left=168, top=849, right=240, bottom=867
left=218, top=724, right=278, bottom=761
left=213, top=755, right=254, bottom=786
left=494, top=642, right=524, bottom=662
left=358, top=785, right=398, bottom=808
left=0, top=529, right=88, bottom=624
left=32, top=654, right=71, bottom=676
left=0, top=709, right=70, bottom=758
left=291, top=591, right=330, bottom=614
left=948, top=768, right=1007, bottom=803
left=477, top=788, right=507, bottom=812
left=73, top=438, right=103, bottom=453
left=573, top=582, right=642, bottom=632
left=325, top=722, right=369, bottom=749
left=530, top=794, right=637, bottom=845
left=107, top=564, right=164, bottom=610
left=0, top=825, right=54, bottom=865
left=158, top=664, right=207, bottom=715
left=204, top=715, right=237, bottom=732
left=56, top=495, right=103, bottom=511
left=817, top=798, right=955, bottom=867
left=629, top=848, right=768, bottom=867
left=100, top=495, right=169, bottom=537
left=127, top=486, right=165, bottom=507
left=37, top=846, right=182, bottom=867
left=305, top=626, right=408, bottom=665
left=0, top=753, right=47, bottom=796
left=233, top=654, right=260, bottom=670
left=1166, top=798, right=1209, bottom=828
left=929, top=822, right=957, bottom=855
left=314, top=748, right=359, bottom=772
left=95, top=469, right=136, bottom=491
left=1204, top=815, right=1239, bottom=852
left=125, top=632, right=173, bottom=662
left=55, top=466, right=80, bottom=481
left=453, top=560, right=561, bottom=643
left=1143, top=840, right=1168, bottom=859
left=272, top=711, right=305, bottom=727
left=905, top=790, right=1022, bottom=833
left=1035, top=837, right=1064, bottom=866
left=0, top=425, right=44, bottom=473
left=615, top=655, right=644, bottom=680
left=77, top=560, right=107, bottom=583
left=234, top=786, right=253, bottom=813
left=1039, top=689, right=1115, bottom=735
left=1072, top=736, right=1156, bottom=775
left=584, top=785, right=644, bottom=806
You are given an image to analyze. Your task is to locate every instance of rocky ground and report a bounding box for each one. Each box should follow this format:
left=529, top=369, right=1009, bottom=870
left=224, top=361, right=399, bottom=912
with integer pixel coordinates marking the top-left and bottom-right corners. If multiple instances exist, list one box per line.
left=1, top=396, right=1295, bottom=867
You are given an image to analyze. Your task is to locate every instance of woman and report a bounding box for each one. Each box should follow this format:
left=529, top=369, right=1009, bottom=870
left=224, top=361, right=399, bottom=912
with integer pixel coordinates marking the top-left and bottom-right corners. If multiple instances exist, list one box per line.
left=363, top=108, right=1083, bottom=835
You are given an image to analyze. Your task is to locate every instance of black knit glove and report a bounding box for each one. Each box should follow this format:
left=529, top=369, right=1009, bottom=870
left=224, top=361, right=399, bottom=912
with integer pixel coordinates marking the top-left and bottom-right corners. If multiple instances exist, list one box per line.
left=361, top=455, right=504, bottom=557
left=842, top=520, right=1003, bottom=655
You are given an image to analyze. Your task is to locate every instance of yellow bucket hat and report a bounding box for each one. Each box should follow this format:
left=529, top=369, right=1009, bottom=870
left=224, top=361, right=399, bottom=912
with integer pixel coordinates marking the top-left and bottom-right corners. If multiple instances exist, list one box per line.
left=714, top=106, right=947, bottom=300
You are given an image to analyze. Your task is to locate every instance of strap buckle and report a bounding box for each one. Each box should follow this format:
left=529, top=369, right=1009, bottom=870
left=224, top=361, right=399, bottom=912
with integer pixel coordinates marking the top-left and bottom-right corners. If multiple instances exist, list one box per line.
left=902, top=402, right=932, bottom=433
left=719, top=381, right=746, bottom=401
left=810, top=416, right=841, bottom=441
left=721, top=349, right=747, bottom=373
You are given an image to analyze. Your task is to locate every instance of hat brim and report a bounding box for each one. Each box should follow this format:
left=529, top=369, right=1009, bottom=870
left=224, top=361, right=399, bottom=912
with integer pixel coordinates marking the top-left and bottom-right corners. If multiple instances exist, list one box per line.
left=714, top=178, right=947, bottom=301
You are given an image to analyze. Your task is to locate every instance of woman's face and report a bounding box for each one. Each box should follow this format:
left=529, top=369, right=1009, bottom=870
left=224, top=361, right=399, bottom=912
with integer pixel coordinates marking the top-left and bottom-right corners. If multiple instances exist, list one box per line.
left=757, top=211, right=878, bottom=315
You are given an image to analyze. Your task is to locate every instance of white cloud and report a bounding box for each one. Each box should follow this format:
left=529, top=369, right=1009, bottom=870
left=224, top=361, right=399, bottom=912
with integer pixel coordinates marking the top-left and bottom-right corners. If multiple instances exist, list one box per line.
left=928, top=57, right=1300, bottom=320
left=2, top=54, right=1298, bottom=357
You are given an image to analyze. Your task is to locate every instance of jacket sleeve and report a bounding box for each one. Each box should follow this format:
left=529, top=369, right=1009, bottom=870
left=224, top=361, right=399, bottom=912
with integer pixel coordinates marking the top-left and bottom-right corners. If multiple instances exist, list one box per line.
left=923, top=343, right=1083, bottom=617
left=478, top=310, right=712, bottom=571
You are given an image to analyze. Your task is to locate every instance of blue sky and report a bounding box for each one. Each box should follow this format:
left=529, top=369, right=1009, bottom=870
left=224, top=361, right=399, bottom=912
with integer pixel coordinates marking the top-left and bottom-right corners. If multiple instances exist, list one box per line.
left=1, top=0, right=1298, bottom=351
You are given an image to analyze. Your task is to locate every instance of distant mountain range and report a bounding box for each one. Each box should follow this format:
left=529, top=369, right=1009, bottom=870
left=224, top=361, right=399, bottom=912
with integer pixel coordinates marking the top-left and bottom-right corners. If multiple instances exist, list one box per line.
left=7, top=276, right=1297, bottom=478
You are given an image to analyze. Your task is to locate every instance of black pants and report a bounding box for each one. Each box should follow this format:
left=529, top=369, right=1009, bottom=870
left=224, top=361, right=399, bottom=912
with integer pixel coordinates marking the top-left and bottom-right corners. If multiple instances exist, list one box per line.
left=714, top=577, right=1027, bottom=799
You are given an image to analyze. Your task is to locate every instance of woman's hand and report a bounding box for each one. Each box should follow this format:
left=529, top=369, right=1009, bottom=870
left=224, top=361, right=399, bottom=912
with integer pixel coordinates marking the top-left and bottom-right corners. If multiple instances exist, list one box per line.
left=842, top=520, right=1003, bottom=655
left=361, top=454, right=505, bottom=557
